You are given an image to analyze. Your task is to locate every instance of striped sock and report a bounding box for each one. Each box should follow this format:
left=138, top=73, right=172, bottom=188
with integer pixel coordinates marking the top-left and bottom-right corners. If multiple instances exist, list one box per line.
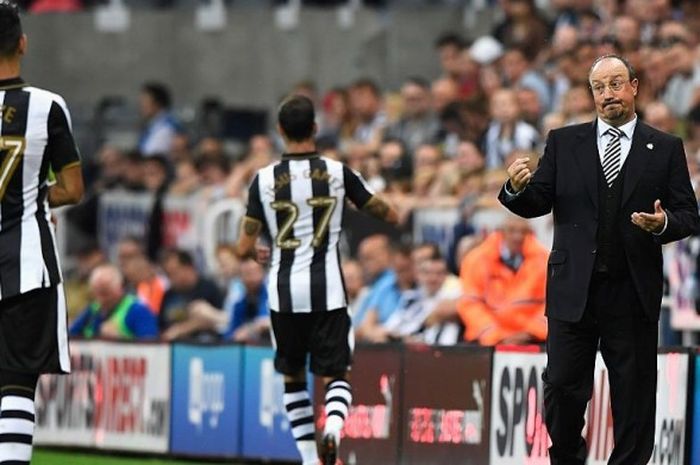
left=324, top=378, right=352, bottom=442
left=283, top=382, right=317, bottom=465
left=0, top=385, right=36, bottom=465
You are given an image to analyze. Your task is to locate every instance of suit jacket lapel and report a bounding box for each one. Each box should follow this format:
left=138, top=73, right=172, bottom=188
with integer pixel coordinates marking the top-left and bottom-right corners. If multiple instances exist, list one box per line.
left=573, top=120, right=598, bottom=210
left=621, top=121, right=654, bottom=208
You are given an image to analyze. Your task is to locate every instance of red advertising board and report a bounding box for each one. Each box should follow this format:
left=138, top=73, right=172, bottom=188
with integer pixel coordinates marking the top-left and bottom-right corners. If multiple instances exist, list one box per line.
left=314, top=344, right=403, bottom=465
left=401, top=345, right=492, bottom=465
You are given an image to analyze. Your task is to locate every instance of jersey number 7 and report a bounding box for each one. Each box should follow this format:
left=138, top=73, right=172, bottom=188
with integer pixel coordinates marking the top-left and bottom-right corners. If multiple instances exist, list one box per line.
left=0, top=136, right=26, bottom=200
left=270, top=196, right=337, bottom=249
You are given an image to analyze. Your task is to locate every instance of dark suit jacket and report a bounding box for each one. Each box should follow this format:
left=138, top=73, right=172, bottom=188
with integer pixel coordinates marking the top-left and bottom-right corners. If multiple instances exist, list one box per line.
left=498, top=119, right=700, bottom=322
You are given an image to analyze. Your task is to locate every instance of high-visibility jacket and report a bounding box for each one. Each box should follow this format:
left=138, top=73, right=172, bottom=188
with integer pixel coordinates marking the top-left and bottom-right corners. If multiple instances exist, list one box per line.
left=457, top=231, right=548, bottom=345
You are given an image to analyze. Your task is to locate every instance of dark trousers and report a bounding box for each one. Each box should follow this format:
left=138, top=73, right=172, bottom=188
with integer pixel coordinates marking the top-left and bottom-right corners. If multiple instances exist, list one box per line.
left=543, top=272, right=658, bottom=465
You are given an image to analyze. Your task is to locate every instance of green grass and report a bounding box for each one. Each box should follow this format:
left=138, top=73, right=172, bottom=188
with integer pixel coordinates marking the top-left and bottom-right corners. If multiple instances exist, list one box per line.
left=33, top=449, right=238, bottom=465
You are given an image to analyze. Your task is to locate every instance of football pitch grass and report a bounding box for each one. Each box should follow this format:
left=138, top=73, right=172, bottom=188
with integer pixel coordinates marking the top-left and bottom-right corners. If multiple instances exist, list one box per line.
left=34, top=449, right=256, bottom=465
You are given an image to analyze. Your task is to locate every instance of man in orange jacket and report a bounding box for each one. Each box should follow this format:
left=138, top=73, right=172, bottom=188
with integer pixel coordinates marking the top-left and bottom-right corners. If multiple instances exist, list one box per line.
left=457, top=213, right=548, bottom=345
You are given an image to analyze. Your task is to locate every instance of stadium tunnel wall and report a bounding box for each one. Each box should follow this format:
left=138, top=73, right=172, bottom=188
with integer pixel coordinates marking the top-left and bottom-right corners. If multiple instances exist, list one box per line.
left=34, top=340, right=697, bottom=465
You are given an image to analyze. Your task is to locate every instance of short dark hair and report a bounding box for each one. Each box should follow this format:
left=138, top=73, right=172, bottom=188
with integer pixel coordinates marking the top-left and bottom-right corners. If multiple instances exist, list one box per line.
left=161, top=248, right=195, bottom=268
left=0, top=1, right=21, bottom=58
left=414, top=242, right=442, bottom=260
left=142, top=82, right=172, bottom=109
left=404, top=76, right=430, bottom=90
left=588, top=54, right=637, bottom=82
left=351, top=78, right=381, bottom=97
left=278, top=95, right=315, bottom=142
left=435, top=32, right=465, bottom=50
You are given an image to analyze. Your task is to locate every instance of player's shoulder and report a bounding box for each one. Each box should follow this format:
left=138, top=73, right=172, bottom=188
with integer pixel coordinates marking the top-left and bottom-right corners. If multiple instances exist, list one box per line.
left=24, top=86, right=70, bottom=111
left=319, top=156, right=348, bottom=172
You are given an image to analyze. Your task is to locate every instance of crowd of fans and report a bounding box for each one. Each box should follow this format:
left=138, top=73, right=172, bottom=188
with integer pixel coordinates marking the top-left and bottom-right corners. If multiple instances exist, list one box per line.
left=61, top=0, right=700, bottom=347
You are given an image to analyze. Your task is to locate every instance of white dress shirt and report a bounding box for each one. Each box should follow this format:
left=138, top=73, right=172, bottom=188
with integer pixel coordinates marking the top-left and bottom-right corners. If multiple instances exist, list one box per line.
left=596, top=115, right=637, bottom=168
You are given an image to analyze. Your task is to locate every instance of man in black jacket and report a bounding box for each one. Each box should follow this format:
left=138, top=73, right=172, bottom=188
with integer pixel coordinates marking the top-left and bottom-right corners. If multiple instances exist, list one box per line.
left=499, top=54, right=700, bottom=465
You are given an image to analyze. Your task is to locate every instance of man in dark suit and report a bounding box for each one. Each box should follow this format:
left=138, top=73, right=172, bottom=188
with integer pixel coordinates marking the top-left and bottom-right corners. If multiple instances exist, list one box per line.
left=499, top=54, right=700, bottom=465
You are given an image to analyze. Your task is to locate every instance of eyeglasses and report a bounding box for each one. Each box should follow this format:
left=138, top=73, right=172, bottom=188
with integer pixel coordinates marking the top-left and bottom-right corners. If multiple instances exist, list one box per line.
left=590, top=80, right=628, bottom=95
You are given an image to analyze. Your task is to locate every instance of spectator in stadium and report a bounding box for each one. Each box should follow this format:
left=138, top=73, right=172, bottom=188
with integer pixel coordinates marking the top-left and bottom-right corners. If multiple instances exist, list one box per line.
left=434, top=32, right=469, bottom=91
left=317, top=87, right=355, bottom=148
left=411, top=143, right=443, bottom=198
left=611, top=15, right=642, bottom=53
left=69, top=264, right=159, bottom=340
left=686, top=104, right=700, bottom=154
left=386, top=77, right=441, bottom=153
left=457, top=213, right=547, bottom=346
left=342, top=259, right=367, bottom=316
left=195, top=153, right=230, bottom=203
left=346, top=78, right=386, bottom=157
left=561, top=84, right=596, bottom=126
left=225, top=134, right=276, bottom=198
left=430, top=140, right=485, bottom=198
left=356, top=242, right=415, bottom=343
left=138, top=81, right=184, bottom=157
left=431, top=77, right=459, bottom=115
left=117, top=236, right=169, bottom=315
left=657, top=25, right=700, bottom=118
left=380, top=249, right=461, bottom=343
left=142, top=154, right=172, bottom=260
left=353, top=235, right=402, bottom=339
left=168, top=159, right=201, bottom=196
left=221, top=258, right=270, bottom=343
left=643, top=100, right=678, bottom=134
left=492, top=0, right=552, bottom=61
left=516, top=86, right=543, bottom=128
left=500, top=46, right=553, bottom=111
left=377, top=138, right=412, bottom=193
left=63, top=240, right=107, bottom=321
left=483, top=88, right=540, bottom=168
left=184, top=244, right=244, bottom=337
left=501, top=54, right=700, bottom=465
left=159, top=248, right=224, bottom=342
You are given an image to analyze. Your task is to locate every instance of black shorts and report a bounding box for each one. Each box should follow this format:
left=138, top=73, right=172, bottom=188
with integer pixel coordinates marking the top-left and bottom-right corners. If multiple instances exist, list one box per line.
left=270, top=308, right=353, bottom=377
left=0, top=285, right=70, bottom=375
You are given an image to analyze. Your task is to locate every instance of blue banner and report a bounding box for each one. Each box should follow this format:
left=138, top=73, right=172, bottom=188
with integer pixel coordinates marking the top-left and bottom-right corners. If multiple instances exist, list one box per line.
left=692, top=355, right=700, bottom=465
left=241, top=346, right=313, bottom=461
left=170, top=344, right=242, bottom=457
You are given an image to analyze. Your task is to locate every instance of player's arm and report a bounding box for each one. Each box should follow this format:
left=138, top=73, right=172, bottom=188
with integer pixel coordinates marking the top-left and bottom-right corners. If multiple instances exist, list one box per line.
left=47, top=99, right=83, bottom=207
left=362, top=195, right=399, bottom=224
left=234, top=216, right=262, bottom=259
left=234, top=174, right=266, bottom=260
left=49, top=164, right=83, bottom=207
left=343, top=165, right=398, bottom=224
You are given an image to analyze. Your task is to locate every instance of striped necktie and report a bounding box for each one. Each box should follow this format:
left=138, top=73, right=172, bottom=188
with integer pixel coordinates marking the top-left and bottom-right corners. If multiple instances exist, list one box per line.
left=602, top=127, right=623, bottom=187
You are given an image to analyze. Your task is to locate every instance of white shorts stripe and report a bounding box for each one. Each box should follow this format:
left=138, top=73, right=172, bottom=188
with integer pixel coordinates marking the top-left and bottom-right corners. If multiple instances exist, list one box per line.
left=56, top=284, right=70, bottom=372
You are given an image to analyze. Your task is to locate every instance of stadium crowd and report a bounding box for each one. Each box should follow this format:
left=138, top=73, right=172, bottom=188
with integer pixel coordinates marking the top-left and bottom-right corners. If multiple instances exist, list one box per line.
left=58, top=0, right=700, bottom=347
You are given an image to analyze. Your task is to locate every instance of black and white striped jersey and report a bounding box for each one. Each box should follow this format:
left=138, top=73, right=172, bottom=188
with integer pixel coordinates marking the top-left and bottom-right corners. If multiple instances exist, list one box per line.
left=0, top=77, right=80, bottom=299
left=246, top=152, right=375, bottom=313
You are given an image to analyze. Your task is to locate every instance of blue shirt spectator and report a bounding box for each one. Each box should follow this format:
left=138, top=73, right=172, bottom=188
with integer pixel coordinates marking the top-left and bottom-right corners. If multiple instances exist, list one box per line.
left=352, top=269, right=401, bottom=326
left=69, top=265, right=159, bottom=340
left=138, top=82, right=183, bottom=156
left=224, top=283, right=270, bottom=340
left=70, top=294, right=159, bottom=339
